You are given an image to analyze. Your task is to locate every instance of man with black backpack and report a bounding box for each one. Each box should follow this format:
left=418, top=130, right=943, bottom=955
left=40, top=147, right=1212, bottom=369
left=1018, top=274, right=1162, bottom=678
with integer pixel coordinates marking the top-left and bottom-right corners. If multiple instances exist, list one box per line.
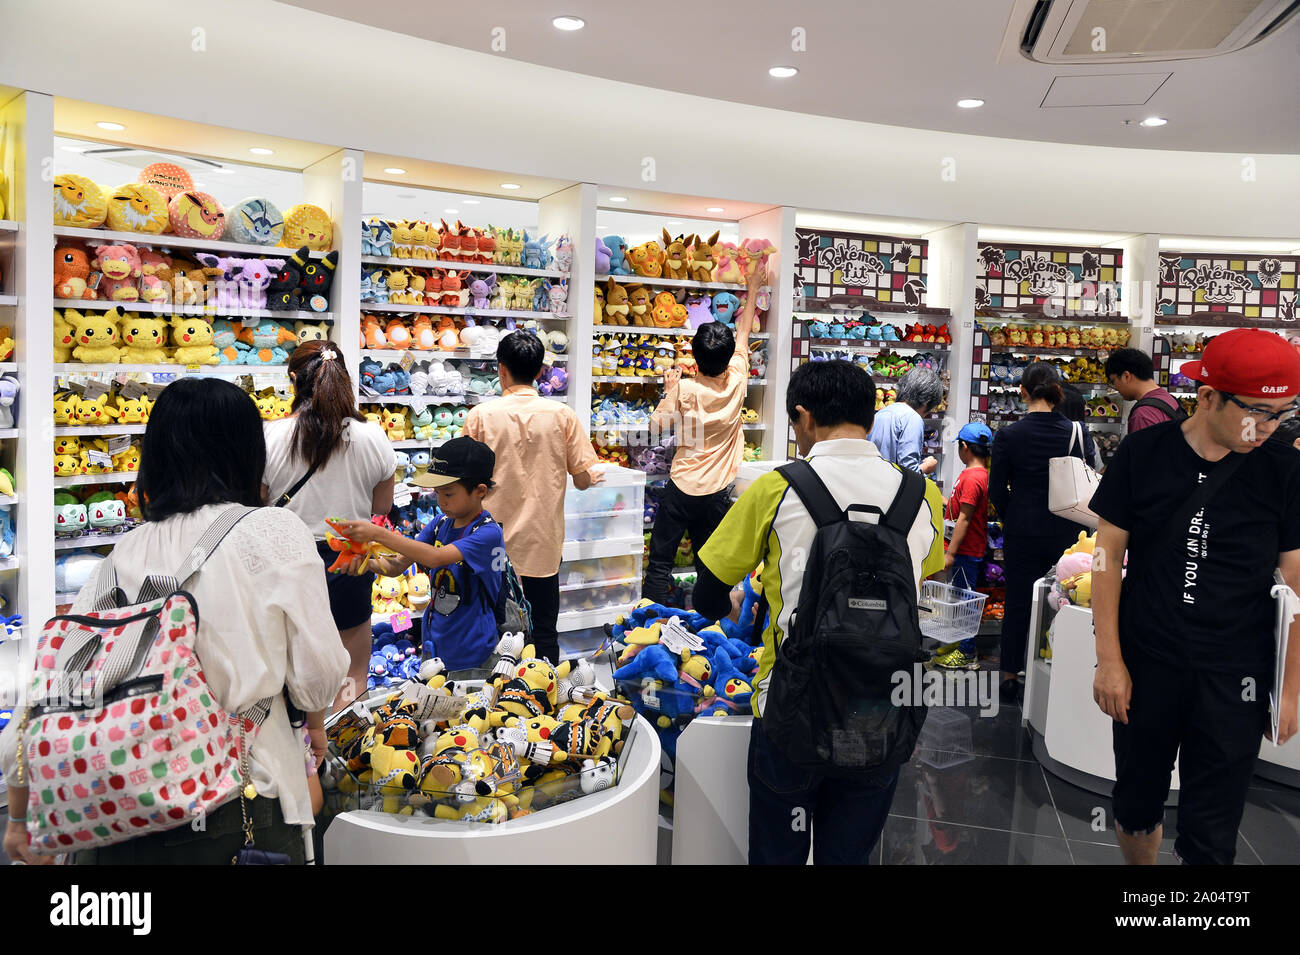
left=693, top=360, right=945, bottom=865
left=1105, top=348, right=1187, bottom=433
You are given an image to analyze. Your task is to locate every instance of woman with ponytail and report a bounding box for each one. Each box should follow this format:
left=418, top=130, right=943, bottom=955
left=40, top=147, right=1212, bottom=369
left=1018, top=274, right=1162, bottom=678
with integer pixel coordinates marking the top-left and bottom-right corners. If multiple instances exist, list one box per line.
left=988, top=361, right=1089, bottom=704
left=263, top=340, right=395, bottom=710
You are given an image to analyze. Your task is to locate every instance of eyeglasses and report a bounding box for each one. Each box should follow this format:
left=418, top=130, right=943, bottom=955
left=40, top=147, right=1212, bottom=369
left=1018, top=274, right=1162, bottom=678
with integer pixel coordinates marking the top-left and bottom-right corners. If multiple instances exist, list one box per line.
left=1221, top=392, right=1300, bottom=423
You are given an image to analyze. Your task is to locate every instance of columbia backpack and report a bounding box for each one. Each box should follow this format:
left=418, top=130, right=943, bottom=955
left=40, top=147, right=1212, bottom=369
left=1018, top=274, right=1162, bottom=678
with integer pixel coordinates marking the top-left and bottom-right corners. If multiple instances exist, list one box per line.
left=762, top=461, right=929, bottom=779
left=432, top=514, right=532, bottom=637
left=1129, top=394, right=1187, bottom=425
left=15, top=506, right=274, bottom=854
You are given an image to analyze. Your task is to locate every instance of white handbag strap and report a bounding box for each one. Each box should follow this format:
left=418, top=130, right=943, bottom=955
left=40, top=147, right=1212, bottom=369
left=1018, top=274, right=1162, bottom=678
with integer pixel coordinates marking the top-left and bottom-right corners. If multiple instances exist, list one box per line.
left=1067, top=420, right=1082, bottom=457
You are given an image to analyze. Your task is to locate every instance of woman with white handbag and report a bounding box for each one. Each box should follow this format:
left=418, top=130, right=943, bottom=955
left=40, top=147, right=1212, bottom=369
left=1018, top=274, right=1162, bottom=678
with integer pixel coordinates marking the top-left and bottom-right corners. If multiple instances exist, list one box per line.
left=988, top=362, right=1092, bottom=705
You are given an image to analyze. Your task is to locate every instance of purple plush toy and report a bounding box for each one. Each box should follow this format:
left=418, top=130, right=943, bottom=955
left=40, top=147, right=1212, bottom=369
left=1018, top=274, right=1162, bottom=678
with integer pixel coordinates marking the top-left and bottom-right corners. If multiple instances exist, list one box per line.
left=469, top=274, right=497, bottom=309
left=595, top=237, right=612, bottom=275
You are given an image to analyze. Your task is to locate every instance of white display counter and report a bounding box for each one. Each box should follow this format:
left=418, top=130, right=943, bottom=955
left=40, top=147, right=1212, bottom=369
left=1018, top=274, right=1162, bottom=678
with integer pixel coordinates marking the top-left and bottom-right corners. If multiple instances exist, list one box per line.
left=1023, top=581, right=1300, bottom=795
left=324, top=715, right=661, bottom=864
left=672, top=716, right=754, bottom=865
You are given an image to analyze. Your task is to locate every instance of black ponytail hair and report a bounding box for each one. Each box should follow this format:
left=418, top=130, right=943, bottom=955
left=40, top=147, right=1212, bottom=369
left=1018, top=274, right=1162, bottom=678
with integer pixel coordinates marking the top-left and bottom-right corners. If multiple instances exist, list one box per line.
left=1022, top=361, right=1064, bottom=407
left=288, top=338, right=364, bottom=472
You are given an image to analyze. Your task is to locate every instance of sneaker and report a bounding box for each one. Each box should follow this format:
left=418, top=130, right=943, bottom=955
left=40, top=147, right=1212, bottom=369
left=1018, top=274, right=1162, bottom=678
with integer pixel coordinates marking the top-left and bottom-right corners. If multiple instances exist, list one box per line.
left=932, top=647, right=979, bottom=670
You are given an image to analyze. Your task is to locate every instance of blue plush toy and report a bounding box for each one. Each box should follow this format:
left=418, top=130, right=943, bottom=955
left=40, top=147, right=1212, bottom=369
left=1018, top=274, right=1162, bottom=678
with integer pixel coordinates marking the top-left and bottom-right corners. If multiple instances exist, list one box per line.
left=711, top=292, right=740, bottom=326
left=604, top=235, right=632, bottom=275
left=226, top=197, right=284, bottom=246
left=696, top=649, right=754, bottom=717
left=521, top=231, right=552, bottom=270
left=881, top=324, right=900, bottom=342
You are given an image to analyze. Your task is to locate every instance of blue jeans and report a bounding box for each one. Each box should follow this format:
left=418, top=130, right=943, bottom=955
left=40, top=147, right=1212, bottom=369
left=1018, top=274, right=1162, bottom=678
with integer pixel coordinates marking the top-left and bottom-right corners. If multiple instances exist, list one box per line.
left=950, top=554, right=982, bottom=591
left=748, top=717, right=900, bottom=865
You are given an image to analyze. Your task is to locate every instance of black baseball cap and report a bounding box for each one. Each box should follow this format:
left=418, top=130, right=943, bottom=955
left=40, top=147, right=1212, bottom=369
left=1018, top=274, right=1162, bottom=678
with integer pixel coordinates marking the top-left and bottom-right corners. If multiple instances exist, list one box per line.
left=411, top=436, right=496, bottom=489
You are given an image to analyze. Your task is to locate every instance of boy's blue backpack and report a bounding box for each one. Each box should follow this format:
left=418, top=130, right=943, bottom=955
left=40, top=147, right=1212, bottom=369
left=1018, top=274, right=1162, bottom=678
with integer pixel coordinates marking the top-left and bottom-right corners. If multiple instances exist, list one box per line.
left=428, top=513, right=532, bottom=637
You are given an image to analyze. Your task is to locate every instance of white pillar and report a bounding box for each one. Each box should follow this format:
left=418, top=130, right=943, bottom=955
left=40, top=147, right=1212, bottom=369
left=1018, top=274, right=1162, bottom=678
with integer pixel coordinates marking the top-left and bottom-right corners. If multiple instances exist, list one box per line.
left=303, top=148, right=363, bottom=388
left=538, top=182, right=596, bottom=419
left=922, top=222, right=979, bottom=491
left=739, top=206, right=795, bottom=459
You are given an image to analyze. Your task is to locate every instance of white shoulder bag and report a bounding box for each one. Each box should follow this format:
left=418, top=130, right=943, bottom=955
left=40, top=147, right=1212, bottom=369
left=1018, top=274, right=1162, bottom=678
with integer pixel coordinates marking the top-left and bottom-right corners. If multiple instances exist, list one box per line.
left=1048, top=420, right=1101, bottom=528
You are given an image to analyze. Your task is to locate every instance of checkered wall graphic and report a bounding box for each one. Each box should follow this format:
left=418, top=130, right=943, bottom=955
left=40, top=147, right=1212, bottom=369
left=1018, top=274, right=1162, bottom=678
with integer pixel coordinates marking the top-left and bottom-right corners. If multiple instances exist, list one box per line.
left=794, top=229, right=930, bottom=306
left=975, top=243, right=1123, bottom=313
left=1159, top=253, right=1300, bottom=322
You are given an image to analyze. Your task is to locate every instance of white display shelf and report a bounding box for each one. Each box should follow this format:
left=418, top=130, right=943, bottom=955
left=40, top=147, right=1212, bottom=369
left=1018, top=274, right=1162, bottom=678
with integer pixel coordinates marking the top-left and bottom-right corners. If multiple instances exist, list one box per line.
left=55, top=425, right=148, bottom=436
left=55, top=593, right=79, bottom=606
left=0, top=429, right=18, bottom=439
left=52, top=299, right=332, bottom=322
left=805, top=336, right=952, bottom=352
left=599, top=272, right=745, bottom=292
left=0, top=557, right=18, bottom=573
left=364, top=393, right=564, bottom=407
left=360, top=253, right=566, bottom=279
left=52, top=225, right=333, bottom=259
left=561, top=536, right=645, bottom=562
left=362, top=302, right=568, bottom=320
left=53, top=471, right=138, bottom=488
left=743, top=422, right=766, bottom=429
left=391, top=439, right=447, bottom=449
left=0, top=220, right=17, bottom=233
left=0, top=296, right=16, bottom=308
left=592, top=374, right=766, bottom=387
left=0, top=495, right=17, bottom=506
left=359, top=348, right=573, bottom=363
left=55, top=532, right=131, bottom=551
left=54, top=363, right=288, bottom=376
left=596, top=325, right=769, bottom=340
left=559, top=574, right=640, bottom=594
left=557, top=602, right=635, bottom=633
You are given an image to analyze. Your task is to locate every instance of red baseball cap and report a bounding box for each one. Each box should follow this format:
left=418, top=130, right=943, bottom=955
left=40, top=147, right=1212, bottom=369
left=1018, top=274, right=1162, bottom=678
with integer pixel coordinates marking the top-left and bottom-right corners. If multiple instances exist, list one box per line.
left=1180, top=328, right=1300, bottom=399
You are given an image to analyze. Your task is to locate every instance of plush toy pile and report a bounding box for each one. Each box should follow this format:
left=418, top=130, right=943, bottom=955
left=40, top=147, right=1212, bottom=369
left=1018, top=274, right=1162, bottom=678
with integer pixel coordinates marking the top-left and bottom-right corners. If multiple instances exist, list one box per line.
left=803, top=317, right=952, bottom=345
left=54, top=486, right=138, bottom=539
left=982, top=322, right=1131, bottom=351
left=1164, top=332, right=1215, bottom=355
left=608, top=589, right=764, bottom=806
left=592, top=331, right=699, bottom=377
left=597, top=230, right=774, bottom=287
left=1045, top=531, right=1101, bottom=622
left=323, top=639, right=629, bottom=823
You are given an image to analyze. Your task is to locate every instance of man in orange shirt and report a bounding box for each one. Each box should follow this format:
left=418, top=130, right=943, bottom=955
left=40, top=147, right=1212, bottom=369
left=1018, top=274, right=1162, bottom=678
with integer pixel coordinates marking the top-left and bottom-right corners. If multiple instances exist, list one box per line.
left=463, top=331, right=603, bottom=664
left=644, top=265, right=764, bottom=602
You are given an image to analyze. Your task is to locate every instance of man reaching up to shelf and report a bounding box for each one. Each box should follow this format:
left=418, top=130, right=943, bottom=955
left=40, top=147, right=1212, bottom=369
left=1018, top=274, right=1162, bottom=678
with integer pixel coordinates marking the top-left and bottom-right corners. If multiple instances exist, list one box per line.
left=1091, top=329, right=1300, bottom=865
left=462, top=331, right=603, bottom=665
left=643, top=263, right=765, bottom=603
left=1105, top=348, right=1186, bottom=433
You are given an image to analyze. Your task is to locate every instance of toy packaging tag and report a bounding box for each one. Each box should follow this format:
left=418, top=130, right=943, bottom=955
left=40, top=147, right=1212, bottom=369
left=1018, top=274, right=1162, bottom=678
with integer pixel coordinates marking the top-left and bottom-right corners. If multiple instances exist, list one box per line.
left=240, top=316, right=260, bottom=328
left=63, top=380, right=86, bottom=397
left=659, top=617, right=705, bottom=655
left=86, top=271, right=103, bottom=291
left=237, top=375, right=255, bottom=393
left=390, top=609, right=412, bottom=633
left=81, top=379, right=110, bottom=400
left=640, top=678, right=661, bottom=711
left=118, top=380, right=146, bottom=400
left=399, top=351, right=414, bottom=373
left=257, top=386, right=276, bottom=399
left=397, top=680, right=468, bottom=723
left=143, top=382, right=167, bottom=400
left=106, top=435, right=132, bottom=456
left=393, top=482, right=413, bottom=508
left=86, top=450, right=113, bottom=469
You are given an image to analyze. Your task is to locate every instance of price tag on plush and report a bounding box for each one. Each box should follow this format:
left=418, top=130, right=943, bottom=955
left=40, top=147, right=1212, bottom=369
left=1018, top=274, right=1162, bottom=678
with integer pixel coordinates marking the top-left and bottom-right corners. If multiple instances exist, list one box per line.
left=640, top=678, right=662, bottom=711
left=390, top=609, right=412, bottom=633
left=106, top=435, right=132, bottom=456
left=399, top=351, right=414, bottom=373
left=81, top=379, right=110, bottom=400
left=393, top=482, right=413, bottom=508
left=397, top=680, right=470, bottom=723
left=86, top=450, right=113, bottom=469
left=143, top=382, right=167, bottom=400
left=241, top=316, right=260, bottom=329
left=118, top=380, right=146, bottom=400
left=659, top=617, right=705, bottom=655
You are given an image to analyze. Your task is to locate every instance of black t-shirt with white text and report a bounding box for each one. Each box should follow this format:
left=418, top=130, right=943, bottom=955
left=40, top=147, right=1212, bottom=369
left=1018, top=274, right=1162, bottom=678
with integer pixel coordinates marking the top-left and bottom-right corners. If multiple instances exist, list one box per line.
left=1089, top=421, right=1300, bottom=672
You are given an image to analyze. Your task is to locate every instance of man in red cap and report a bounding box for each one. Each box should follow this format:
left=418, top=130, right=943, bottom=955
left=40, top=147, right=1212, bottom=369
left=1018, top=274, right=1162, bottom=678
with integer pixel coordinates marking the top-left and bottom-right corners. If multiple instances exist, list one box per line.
left=1089, top=328, right=1300, bottom=865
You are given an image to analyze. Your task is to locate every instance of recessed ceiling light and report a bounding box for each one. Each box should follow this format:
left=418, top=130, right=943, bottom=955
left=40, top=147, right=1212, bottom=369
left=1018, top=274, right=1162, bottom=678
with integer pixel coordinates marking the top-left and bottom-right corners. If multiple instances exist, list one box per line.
left=552, top=15, right=585, bottom=30
left=384, top=167, right=406, bottom=175
left=769, top=66, right=798, bottom=78
left=95, top=121, right=125, bottom=131
left=249, top=147, right=274, bottom=155
left=706, top=207, right=724, bottom=213
left=462, top=198, right=480, bottom=205
left=957, top=98, right=984, bottom=109
left=445, top=208, right=458, bottom=214
left=608, top=196, right=628, bottom=203
left=1140, top=116, right=1168, bottom=127
left=500, top=182, right=521, bottom=190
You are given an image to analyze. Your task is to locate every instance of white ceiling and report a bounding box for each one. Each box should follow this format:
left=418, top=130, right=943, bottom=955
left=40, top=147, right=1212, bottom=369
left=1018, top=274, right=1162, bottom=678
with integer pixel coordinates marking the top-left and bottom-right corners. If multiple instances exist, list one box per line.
left=281, top=0, right=1300, bottom=153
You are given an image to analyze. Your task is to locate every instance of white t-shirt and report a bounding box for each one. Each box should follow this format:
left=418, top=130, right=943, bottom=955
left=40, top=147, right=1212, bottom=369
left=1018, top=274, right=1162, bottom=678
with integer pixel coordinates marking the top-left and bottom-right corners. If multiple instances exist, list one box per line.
left=0, top=505, right=349, bottom=827
left=263, top=417, right=396, bottom=540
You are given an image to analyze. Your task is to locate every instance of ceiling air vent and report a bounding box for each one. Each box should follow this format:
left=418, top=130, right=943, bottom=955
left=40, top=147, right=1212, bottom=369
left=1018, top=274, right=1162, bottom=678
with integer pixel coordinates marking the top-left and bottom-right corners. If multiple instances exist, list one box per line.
left=1021, top=0, right=1300, bottom=63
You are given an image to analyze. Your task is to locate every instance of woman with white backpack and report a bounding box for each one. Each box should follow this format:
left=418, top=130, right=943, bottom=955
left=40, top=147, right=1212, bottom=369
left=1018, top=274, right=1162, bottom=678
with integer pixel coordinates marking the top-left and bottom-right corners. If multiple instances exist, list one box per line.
left=2, top=378, right=346, bottom=864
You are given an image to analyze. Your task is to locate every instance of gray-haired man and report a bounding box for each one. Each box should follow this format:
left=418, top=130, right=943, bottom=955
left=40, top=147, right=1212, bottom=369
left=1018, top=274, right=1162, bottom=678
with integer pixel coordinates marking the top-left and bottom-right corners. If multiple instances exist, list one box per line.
left=869, top=367, right=944, bottom=475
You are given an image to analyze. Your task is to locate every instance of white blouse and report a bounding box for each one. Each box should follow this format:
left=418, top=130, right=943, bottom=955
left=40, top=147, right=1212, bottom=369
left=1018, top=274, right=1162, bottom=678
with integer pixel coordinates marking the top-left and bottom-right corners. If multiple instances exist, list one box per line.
left=1, top=505, right=348, bottom=828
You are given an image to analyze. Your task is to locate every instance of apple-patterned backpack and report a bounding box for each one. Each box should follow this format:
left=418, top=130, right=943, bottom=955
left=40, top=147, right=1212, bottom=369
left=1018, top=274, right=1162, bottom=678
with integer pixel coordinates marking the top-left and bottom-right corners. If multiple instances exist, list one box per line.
left=14, top=506, right=274, bottom=854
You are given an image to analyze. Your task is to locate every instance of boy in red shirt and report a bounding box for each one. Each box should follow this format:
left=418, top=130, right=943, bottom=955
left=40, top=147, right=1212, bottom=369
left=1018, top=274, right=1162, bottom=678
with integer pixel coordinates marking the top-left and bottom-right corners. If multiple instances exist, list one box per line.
left=937, top=422, right=991, bottom=668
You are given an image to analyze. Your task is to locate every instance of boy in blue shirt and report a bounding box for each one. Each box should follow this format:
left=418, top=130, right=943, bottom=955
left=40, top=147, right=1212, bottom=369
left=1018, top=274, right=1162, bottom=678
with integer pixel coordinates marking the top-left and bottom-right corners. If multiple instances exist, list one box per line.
left=335, top=437, right=506, bottom=670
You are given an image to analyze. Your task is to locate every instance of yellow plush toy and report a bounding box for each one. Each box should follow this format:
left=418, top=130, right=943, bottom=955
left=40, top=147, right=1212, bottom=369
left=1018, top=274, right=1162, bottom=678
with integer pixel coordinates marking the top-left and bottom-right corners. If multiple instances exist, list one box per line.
left=54, top=452, right=81, bottom=478
left=169, top=316, right=219, bottom=365
left=70, top=310, right=122, bottom=363
left=372, top=574, right=407, bottom=614
left=52, top=174, right=108, bottom=228
left=116, top=394, right=152, bottom=424
left=117, top=311, right=171, bottom=364
left=74, top=394, right=120, bottom=426
left=112, top=442, right=141, bottom=472
left=54, top=309, right=76, bottom=363
left=105, top=182, right=168, bottom=234
left=53, top=390, right=79, bottom=424
left=280, top=203, right=333, bottom=251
